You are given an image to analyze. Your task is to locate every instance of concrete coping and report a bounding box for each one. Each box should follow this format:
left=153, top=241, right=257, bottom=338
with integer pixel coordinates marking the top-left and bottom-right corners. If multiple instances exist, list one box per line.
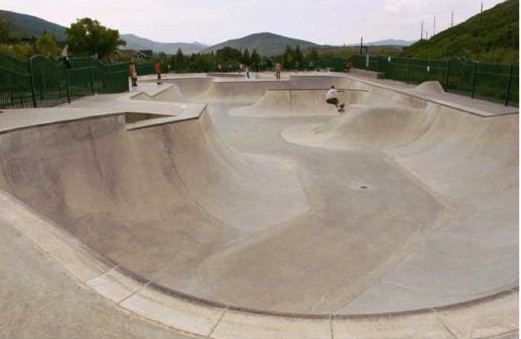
left=341, top=73, right=518, bottom=117
left=0, top=84, right=206, bottom=134
left=125, top=109, right=202, bottom=131
left=0, top=188, right=517, bottom=338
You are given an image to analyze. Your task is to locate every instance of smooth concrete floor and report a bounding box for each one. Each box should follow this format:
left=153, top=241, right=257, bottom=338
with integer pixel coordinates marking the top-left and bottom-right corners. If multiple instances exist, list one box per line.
left=0, top=73, right=517, bottom=337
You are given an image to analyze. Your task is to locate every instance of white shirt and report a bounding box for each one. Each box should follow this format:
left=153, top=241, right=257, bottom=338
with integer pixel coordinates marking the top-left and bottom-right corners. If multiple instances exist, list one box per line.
left=326, top=88, right=337, bottom=100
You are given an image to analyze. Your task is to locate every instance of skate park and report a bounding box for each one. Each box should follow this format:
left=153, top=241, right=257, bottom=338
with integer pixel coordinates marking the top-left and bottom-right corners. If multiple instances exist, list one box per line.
left=0, top=71, right=518, bottom=338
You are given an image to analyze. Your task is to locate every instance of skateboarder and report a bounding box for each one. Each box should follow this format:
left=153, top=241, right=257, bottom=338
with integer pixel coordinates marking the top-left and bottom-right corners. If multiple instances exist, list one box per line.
left=325, top=86, right=345, bottom=112
left=155, top=60, right=162, bottom=85
left=129, top=61, right=138, bottom=87
left=274, top=63, right=281, bottom=80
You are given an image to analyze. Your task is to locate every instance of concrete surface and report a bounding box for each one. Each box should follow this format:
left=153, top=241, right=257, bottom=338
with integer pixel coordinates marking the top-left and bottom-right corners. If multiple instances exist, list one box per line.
left=0, top=71, right=517, bottom=338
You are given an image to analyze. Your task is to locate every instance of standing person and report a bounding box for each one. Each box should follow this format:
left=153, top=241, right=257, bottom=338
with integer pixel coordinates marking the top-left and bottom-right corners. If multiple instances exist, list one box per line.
left=129, top=61, right=138, bottom=87
left=325, top=86, right=345, bottom=112
left=245, top=65, right=250, bottom=79
left=274, top=63, right=281, bottom=80
left=155, top=60, right=162, bottom=84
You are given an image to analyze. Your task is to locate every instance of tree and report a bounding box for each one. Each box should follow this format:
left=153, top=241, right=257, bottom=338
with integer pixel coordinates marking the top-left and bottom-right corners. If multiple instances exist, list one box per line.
left=188, top=53, right=214, bottom=72
left=65, top=18, right=125, bottom=59
left=173, top=48, right=187, bottom=71
left=215, top=47, right=242, bottom=71
left=294, top=45, right=304, bottom=70
left=250, top=49, right=261, bottom=71
left=307, top=48, right=320, bottom=69
left=36, top=32, right=59, bottom=56
left=283, top=45, right=294, bottom=69
left=242, top=48, right=250, bottom=65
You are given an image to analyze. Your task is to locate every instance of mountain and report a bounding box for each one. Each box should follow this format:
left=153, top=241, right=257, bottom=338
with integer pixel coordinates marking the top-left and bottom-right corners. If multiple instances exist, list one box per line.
left=0, top=9, right=415, bottom=58
left=120, top=34, right=207, bottom=55
left=0, top=10, right=207, bottom=55
left=203, top=32, right=319, bottom=56
left=0, top=10, right=66, bottom=40
left=400, top=0, right=518, bottom=64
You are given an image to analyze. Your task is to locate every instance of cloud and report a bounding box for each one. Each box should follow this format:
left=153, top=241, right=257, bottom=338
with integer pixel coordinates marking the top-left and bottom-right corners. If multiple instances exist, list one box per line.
left=383, top=0, right=412, bottom=13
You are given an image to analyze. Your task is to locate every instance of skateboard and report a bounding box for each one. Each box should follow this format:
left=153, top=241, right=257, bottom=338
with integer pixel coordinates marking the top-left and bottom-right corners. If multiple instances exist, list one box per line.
left=338, top=103, right=345, bottom=113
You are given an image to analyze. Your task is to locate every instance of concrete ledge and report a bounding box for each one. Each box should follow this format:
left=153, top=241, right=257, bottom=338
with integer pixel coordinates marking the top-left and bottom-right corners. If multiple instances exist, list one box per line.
left=212, top=311, right=331, bottom=339
left=87, top=267, right=147, bottom=304
left=120, top=285, right=226, bottom=336
left=333, top=312, right=452, bottom=339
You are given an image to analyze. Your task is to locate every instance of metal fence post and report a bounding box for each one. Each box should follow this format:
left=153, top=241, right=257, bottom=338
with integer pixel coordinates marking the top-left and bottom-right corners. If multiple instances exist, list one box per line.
left=27, top=57, right=37, bottom=108
left=407, top=58, right=411, bottom=84
left=64, top=59, right=71, bottom=104
left=90, top=58, right=95, bottom=95
left=471, top=62, right=478, bottom=99
left=444, top=60, right=450, bottom=91
left=504, top=64, right=514, bottom=106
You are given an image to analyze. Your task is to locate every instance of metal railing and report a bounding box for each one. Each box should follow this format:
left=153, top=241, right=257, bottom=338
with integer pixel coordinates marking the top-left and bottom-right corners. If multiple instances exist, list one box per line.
left=352, top=55, right=518, bottom=106
left=0, top=53, right=130, bottom=109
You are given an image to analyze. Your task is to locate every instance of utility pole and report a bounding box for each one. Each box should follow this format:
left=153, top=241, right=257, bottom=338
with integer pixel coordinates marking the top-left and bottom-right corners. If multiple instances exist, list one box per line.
left=433, top=16, right=436, bottom=36
left=421, top=21, right=424, bottom=40
left=451, top=11, right=454, bottom=27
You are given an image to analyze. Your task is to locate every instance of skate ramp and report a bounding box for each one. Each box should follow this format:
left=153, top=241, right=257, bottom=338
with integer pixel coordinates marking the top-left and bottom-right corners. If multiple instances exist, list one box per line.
left=282, top=90, right=518, bottom=313
left=131, top=85, right=186, bottom=102
left=231, top=88, right=370, bottom=117
left=0, top=109, right=309, bottom=292
left=281, top=102, right=436, bottom=149
left=410, top=80, right=446, bottom=95
left=160, top=73, right=371, bottom=108
left=161, top=77, right=291, bottom=104
left=0, top=74, right=517, bottom=337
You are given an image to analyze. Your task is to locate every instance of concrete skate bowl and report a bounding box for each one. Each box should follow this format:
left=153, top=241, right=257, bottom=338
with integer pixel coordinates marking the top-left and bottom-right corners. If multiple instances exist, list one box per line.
left=0, top=74, right=517, bottom=338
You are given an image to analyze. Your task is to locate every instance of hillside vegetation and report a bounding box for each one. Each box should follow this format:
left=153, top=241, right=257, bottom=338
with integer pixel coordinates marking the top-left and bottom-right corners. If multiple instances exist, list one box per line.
left=401, top=0, right=518, bottom=64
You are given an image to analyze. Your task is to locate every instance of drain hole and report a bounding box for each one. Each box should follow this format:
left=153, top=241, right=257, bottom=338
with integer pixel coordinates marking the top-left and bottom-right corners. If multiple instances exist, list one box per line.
left=359, top=185, right=368, bottom=189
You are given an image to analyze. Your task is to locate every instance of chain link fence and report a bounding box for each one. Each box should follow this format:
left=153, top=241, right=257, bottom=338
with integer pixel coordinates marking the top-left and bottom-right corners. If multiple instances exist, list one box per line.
left=0, top=53, right=129, bottom=109
left=352, top=55, right=518, bottom=106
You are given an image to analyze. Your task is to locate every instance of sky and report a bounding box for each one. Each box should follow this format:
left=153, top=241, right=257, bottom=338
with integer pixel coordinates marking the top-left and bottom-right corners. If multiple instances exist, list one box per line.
left=0, top=0, right=506, bottom=46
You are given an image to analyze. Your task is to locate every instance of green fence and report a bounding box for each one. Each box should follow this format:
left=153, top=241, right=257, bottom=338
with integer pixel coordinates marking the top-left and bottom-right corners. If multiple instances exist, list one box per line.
left=0, top=53, right=129, bottom=109
left=352, top=55, right=518, bottom=106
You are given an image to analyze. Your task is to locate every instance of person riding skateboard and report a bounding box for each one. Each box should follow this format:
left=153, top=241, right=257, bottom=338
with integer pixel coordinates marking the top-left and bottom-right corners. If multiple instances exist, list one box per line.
left=325, top=86, right=345, bottom=112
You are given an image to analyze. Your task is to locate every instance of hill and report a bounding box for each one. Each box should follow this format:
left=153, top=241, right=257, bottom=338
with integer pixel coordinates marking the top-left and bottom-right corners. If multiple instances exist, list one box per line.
left=0, top=10, right=208, bottom=55
left=203, top=32, right=319, bottom=56
left=120, top=34, right=207, bottom=55
left=0, top=10, right=66, bottom=40
left=400, top=0, right=518, bottom=64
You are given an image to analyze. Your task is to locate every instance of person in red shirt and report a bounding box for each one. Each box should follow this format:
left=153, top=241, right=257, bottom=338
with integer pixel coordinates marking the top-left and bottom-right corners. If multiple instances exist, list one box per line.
left=155, top=60, right=162, bottom=84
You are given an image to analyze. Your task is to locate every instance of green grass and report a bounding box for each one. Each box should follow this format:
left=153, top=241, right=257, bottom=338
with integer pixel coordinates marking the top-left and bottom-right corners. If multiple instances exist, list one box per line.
left=400, top=0, right=518, bottom=64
